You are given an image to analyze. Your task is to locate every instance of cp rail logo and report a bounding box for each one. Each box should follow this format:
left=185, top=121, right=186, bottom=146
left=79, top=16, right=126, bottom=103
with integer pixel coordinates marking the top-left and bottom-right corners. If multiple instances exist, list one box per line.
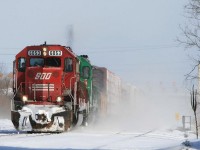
left=35, top=73, right=52, bottom=80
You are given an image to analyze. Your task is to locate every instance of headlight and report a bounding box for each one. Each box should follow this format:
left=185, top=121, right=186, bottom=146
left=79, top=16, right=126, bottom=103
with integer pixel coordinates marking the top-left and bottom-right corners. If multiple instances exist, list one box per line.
left=43, top=47, right=47, bottom=51
left=22, top=95, right=28, bottom=102
left=43, top=51, right=47, bottom=56
left=56, top=96, right=62, bottom=102
left=43, top=47, right=47, bottom=56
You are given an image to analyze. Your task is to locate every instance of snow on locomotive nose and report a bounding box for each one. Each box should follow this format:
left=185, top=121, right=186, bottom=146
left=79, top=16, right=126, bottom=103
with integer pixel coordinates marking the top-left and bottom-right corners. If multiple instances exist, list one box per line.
left=17, top=105, right=66, bottom=132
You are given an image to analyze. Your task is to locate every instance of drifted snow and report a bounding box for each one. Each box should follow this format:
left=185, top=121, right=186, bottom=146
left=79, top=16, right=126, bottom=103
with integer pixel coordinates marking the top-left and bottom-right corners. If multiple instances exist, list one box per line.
left=0, top=119, right=199, bottom=150
left=1, top=87, right=197, bottom=149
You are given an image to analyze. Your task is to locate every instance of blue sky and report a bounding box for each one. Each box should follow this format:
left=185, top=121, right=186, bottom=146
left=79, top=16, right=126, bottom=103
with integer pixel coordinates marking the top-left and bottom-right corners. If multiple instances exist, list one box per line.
left=0, top=0, right=194, bottom=90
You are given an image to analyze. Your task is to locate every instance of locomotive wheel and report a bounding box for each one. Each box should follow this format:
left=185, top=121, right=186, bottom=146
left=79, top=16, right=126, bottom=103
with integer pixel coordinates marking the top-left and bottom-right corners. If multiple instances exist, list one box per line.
left=77, top=113, right=83, bottom=126
left=81, top=110, right=88, bottom=126
left=72, top=110, right=84, bottom=127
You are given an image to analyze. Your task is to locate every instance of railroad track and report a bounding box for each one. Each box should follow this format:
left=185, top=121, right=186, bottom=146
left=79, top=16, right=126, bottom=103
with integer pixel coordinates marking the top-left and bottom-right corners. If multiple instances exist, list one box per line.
left=93, top=129, right=187, bottom=150
left=0, top=128, right=189, bottom=150
left=0, top=130, right=52, bottom=138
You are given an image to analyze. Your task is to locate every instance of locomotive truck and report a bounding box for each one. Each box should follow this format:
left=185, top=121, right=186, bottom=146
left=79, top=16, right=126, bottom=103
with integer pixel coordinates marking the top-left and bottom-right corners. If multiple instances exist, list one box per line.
left=11, top=43, right=129, bottom=133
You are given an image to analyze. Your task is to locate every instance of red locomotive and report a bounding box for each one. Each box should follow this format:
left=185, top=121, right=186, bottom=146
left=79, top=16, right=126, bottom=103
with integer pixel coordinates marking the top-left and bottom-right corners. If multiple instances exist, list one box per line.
left=11, top=43, right=93, bottom=132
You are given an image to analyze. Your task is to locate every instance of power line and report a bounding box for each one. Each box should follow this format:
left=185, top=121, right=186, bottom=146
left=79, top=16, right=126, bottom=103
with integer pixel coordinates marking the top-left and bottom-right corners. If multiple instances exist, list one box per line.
left=0, top=54, right=15, bottom=55
left=84, top=44, right=179, bottom=50
left=0, top=47, right=21, bottom=49
left=0, top=44, right=181, bottom=55
left=77, top=45, right=182, bottom=53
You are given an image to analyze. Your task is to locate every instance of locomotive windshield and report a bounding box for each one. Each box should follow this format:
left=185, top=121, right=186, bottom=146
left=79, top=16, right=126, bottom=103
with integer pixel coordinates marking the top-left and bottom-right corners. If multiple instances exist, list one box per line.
left=30, top=57, right=61, bottom=67
left=46, top=57, right=61, bottom=67
left=30, top=58, right=44, bottom=67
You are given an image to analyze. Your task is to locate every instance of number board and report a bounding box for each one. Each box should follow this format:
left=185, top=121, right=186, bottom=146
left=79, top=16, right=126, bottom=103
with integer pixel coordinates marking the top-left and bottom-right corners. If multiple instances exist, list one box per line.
left=28, top=50, right=41, bottom=56
left=49, top=50, right=62, bottom=56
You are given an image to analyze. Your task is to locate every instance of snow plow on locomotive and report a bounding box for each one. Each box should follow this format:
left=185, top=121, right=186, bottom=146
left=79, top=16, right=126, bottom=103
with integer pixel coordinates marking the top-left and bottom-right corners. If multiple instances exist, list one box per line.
left=11, top=44, right=93, bottom=132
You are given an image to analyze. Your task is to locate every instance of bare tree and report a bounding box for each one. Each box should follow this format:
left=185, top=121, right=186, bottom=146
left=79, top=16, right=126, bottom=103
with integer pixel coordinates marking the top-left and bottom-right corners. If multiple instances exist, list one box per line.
left=191, top=85, right=198, bottom=139
left=0, top=63, right=7, bottom=75
left=3, top=75, right=12, bottom=96
left=178, top=0, right=200, bottom=79
left=178, top=1, right=200, bottom=138
left=0, top=63, right=6, bottom=95
left=0, top=63, right=12, bottom=96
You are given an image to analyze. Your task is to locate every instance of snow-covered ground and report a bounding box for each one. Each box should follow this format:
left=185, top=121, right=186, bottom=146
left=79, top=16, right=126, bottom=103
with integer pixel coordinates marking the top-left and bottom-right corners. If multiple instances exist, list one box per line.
left=0, top=89, right=198, bottom=149
left=0, top=119, right=198, bottom=150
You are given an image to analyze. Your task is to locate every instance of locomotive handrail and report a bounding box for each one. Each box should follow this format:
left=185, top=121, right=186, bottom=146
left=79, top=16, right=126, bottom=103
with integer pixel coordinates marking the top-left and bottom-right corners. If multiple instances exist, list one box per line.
left=70, top=76, right=76, bottom=94
left=11, top=82, right=30, bottom=110
left=69, top=76, right=76, bottom=101
left=63, top=84, right=74, bottom=101
left=13, top=82, right=35, bottom=97
left=62, top=77, right=74, bottom=100
left=47, top=83, right=52, bottom=102
left=12, top=83, right=22, bottom=99
left=33, top=83, right=36, bottom=101
left=13, top=82, right=53, bottom=102
left=12, top=82, right=27, bottom=99
left=11, top=83, right=22, bottom=111
left=69, top=75, right=77, bottom=113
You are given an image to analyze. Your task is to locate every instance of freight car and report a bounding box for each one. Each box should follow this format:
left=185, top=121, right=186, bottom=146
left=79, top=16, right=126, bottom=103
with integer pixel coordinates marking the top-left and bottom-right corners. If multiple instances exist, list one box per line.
left=92, top=66, right=122, bottom=116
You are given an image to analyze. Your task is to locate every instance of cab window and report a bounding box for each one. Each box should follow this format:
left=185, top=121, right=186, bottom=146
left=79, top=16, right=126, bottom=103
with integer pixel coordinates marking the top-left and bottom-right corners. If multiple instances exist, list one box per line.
left=18, top=57, right=26, bottom=72
left=46, top=57, right=61, bottom=67
left=82, top=66, right=90, bottom=79
left=30, top=58, right=44, bottom=67
left=64, top=58, right=73, bottom=72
